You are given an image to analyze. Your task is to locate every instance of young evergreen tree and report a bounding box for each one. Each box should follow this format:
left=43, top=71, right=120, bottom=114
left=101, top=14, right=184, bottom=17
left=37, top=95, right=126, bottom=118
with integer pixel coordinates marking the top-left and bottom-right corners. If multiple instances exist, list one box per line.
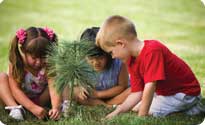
left=47, top=40, right=97, bottom=103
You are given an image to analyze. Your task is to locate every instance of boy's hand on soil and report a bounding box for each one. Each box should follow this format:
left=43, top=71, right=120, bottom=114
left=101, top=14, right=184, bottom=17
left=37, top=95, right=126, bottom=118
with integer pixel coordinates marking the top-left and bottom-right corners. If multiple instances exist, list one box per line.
left=105, top=110, right=119, bottom=119
left=105, top=112, right=117, bottom=119
left=105, top=105, right=121, bottom=119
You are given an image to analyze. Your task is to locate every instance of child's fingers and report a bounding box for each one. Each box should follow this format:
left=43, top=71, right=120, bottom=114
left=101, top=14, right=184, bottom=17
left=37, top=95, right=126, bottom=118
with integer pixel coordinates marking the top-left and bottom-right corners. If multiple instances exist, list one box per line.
left=49, top=109, right=61, bottom=120
left=81, top=87, right=89, bottom=95
left=38, top=109, right=47, bottom=119
left=48, top=110, right=54, bottom=119
left=81, top=88, right=89, bottom=96
left=54, top=113, right=60, bottom=120
left=105, top=114, right=113, bottom=119
left=105, top=109, right=119, bottom=119
left=80, top=91, right=88, bottom=100
left=49, top=111, right=60, bottom=120
left=83, top=88, right=89, bottom=96
left=38, top=113, right=46, bottom=119
left=48, top=110, right=53, bottom=116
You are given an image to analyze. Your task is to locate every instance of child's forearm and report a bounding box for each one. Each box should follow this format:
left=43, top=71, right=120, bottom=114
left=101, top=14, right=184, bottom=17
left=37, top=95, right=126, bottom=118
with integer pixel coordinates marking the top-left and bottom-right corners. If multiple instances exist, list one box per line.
left=138, top=82, right=156, bottom=116
left=50, top=95, right=62, bottom=109
left=118, top=92, right=142, bottom=112
left=49, top=89, right=62, bottom=109
left=48, top=79, right=62, bottom=109
left=95, top=85, right=126, bottom=99
left=106, top=91, right=142, bottom=119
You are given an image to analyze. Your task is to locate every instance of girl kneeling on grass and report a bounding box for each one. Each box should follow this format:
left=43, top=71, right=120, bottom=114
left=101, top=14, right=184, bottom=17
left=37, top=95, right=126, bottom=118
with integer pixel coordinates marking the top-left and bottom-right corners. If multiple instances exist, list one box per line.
left=0, top=27, right=67, bottom=120
left=71, top=27, right=130, bottom=107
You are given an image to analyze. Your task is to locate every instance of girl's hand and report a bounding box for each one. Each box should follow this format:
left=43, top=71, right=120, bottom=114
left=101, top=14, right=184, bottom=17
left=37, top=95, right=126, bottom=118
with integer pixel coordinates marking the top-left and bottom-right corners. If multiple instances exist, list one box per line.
left=75, top=86, right=89, bottom=101
left=91, top=90, right=99, bottom=98
left=48, top=108, right=61, bottom=120
left=31, top=106, right=47, bottom=119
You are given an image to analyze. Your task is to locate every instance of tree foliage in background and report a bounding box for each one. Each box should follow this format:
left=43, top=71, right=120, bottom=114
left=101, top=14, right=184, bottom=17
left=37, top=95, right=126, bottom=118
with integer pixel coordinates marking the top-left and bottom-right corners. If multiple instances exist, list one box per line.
left=47, top=40, right=97, bottom=100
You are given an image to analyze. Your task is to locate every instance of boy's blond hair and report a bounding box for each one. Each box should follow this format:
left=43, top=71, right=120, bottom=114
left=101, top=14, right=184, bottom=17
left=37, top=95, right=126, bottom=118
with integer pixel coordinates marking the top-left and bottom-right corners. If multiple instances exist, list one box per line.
left=96, top=15, right=137, bottom=48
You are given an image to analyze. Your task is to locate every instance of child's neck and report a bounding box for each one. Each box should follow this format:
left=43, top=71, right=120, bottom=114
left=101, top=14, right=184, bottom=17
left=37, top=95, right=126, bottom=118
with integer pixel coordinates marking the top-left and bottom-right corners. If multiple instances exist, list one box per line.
left=130, top=39, right=144, bottom=57
left=24, top=65, right=41, bottom=76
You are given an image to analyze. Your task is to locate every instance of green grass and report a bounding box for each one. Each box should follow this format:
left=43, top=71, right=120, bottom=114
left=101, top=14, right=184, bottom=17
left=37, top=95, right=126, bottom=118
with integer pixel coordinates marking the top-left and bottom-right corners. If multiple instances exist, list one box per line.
left=1, top=103, right=205, bottom=125
left=0, top=0, right=205, bottom=124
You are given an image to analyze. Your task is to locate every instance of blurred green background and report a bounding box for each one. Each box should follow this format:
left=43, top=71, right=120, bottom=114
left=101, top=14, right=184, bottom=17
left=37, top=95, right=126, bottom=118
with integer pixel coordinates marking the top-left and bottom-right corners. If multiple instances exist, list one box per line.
left=0, top=0, right=205, bottom=93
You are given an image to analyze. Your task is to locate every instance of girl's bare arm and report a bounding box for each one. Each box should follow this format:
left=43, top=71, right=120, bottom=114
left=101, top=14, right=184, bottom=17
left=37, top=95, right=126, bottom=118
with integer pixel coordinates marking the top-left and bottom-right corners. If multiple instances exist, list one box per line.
left=8, top=64, right=47, bottom=119
left=93, top=63, right=128, bottom=99
left=47, top=78, right=62, bottom=110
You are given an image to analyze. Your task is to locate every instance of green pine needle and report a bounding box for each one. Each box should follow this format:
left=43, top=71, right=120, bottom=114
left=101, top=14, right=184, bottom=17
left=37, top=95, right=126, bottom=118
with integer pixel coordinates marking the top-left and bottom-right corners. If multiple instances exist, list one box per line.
left=47, top=40, right=97, bottom=96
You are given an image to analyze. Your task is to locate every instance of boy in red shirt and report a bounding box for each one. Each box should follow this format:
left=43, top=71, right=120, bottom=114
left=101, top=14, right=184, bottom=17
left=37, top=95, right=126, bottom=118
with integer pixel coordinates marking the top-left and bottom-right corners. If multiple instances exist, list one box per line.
left=96, top=15, right=205, bottom=118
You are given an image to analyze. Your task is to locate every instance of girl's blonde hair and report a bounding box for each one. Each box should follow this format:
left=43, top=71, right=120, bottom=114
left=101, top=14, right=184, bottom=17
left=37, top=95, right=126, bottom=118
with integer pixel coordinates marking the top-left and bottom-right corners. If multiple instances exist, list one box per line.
left=9, top=27, right=57, bottom=83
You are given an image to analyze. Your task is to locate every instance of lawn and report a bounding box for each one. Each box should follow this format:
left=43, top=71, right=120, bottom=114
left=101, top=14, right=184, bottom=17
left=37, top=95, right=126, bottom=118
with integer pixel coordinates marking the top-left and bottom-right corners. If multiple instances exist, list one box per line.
left=0, top=0, right=205, bottom=125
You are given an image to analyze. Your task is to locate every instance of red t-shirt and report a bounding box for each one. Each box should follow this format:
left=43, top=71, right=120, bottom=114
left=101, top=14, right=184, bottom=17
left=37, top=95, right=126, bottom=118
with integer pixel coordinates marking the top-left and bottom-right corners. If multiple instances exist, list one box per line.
left=127, top=40, right=200, bottom=96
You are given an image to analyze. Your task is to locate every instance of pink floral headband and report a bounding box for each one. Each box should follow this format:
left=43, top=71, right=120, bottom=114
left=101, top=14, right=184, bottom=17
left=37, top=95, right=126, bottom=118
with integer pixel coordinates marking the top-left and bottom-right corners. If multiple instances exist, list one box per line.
left=16, top=27, right=54, bottom=44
